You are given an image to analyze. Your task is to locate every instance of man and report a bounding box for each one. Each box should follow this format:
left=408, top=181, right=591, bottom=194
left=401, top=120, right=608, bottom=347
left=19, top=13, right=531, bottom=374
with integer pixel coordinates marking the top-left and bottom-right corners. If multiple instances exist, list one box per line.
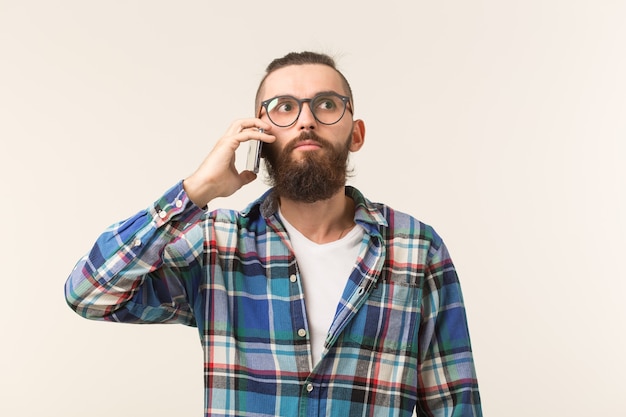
left=65, top=51, right=482, bottom=416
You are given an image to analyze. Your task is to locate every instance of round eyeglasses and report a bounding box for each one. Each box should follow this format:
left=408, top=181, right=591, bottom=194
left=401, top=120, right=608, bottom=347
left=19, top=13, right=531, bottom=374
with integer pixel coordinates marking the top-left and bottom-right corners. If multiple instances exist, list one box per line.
left=259, top=92, right=352, bottom=127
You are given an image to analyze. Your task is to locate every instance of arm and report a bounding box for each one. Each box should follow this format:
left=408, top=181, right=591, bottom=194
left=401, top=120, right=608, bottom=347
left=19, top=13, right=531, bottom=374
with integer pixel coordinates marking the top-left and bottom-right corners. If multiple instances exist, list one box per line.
left=416, top=236, right=482, bottom=417
left=64, top=182, right=205, bottom=324
left=65, top=119, right=275, bottom=324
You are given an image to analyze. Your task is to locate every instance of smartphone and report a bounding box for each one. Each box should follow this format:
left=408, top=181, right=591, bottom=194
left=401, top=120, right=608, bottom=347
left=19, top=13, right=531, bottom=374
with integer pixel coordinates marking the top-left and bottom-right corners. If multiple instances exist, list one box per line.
left=245, top=129, right=263, bottom=173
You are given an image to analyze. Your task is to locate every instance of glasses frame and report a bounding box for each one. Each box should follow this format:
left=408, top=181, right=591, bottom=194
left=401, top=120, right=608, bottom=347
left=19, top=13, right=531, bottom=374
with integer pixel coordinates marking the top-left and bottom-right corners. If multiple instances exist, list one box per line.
left=258, top=91, right=353, bottom=127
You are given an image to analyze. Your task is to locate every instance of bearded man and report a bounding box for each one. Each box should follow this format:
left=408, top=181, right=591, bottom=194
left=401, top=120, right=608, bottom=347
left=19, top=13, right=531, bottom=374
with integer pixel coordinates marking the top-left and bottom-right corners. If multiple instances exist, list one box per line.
left=65, top=51, right=482, bottom=417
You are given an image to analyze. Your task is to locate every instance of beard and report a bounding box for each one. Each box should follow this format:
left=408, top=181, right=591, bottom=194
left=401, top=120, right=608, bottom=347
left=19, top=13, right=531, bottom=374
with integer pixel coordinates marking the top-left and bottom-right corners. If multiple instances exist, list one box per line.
left=264, top=131, right=352, bottom=203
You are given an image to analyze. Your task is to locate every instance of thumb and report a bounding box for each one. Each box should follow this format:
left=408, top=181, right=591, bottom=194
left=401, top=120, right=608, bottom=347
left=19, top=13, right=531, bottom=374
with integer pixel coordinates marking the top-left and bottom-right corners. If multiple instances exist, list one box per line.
left=239, top=171, right=257, bottom=186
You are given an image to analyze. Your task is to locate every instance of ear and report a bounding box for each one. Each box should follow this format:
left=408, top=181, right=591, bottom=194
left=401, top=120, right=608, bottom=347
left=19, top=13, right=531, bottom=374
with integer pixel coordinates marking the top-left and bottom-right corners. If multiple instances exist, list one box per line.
left=349, top=119, right=366, bottom=152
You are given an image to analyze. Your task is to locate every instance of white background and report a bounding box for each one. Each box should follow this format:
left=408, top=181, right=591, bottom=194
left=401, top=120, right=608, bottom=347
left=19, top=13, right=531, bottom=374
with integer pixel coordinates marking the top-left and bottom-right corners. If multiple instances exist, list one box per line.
left=1, top=1, right=625, bottom=416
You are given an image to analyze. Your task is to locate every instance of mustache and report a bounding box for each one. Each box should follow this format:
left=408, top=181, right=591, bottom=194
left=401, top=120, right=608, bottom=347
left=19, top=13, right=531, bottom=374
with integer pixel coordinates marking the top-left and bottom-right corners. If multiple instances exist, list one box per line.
left=284, top=131, right=329, bottom=152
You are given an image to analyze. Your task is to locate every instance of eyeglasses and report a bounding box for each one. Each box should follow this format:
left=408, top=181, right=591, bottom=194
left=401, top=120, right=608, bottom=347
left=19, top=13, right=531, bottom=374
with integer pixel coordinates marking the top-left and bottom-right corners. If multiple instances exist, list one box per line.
left=259, top=91, right=352, bottom=127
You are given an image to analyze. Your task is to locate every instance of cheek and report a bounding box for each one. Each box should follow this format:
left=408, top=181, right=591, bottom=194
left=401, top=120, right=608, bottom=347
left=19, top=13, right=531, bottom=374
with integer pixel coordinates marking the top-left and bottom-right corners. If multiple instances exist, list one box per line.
left=262, top=136, right=287, bottom=161
left=270, top=127, right=294, bottom=146
left=269, top=135, right=289, bottom=152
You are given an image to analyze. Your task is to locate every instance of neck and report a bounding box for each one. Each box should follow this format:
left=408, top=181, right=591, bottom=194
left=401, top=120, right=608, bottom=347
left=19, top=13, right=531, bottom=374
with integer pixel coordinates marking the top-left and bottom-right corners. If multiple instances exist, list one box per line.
left=279, top=187, right=355, bottom=244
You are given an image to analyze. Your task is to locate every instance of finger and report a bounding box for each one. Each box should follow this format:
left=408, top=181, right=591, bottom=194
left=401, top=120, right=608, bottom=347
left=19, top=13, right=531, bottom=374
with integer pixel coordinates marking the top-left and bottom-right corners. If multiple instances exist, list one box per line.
left=226, top=118, right=272, bottom=136
left=232, top=128, right=276, bottom=145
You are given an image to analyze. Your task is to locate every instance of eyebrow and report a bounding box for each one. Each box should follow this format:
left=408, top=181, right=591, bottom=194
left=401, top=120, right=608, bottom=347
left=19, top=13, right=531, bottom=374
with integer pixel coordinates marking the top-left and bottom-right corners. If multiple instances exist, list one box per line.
left=268, top=90, right=344, bottom=100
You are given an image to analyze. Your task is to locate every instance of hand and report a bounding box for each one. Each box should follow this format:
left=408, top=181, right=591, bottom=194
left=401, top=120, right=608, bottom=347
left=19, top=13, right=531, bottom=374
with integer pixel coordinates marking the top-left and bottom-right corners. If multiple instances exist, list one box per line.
left=183, top=118, right=275, bottom=208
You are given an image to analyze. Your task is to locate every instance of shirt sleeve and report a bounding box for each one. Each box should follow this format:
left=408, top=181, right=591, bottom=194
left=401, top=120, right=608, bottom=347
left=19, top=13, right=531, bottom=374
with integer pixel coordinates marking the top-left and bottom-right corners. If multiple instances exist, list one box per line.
left=416, top=237, right=482, bottom=417
left=64, top=181, right=206, bottom=326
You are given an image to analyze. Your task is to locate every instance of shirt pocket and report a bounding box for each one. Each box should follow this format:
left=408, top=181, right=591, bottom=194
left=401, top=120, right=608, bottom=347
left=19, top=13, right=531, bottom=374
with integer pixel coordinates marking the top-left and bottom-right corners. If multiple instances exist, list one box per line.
left=342, top=278, right=421, bottom=354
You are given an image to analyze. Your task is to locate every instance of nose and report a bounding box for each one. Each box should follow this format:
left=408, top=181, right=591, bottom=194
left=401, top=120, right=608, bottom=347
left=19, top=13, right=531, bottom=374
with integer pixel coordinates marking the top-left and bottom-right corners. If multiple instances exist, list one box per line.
left=296, top=102, right=317, bottom=130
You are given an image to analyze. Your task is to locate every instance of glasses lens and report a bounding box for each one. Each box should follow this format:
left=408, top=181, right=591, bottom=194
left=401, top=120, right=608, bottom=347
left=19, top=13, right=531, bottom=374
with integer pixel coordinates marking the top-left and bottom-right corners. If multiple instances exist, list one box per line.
left=266, top=96, right=300, bottom=127
left=311, top=94, right=346, bottom=125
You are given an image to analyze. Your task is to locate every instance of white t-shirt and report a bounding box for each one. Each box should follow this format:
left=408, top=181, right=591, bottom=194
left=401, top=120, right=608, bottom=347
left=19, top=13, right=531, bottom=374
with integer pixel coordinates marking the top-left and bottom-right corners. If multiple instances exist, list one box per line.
left=278, top=210, right=364, bottom=366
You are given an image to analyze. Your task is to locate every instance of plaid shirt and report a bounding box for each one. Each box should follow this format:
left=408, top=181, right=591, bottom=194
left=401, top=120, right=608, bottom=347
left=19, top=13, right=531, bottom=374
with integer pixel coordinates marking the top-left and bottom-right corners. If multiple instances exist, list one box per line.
left=65, top=182, right=481, bottom=417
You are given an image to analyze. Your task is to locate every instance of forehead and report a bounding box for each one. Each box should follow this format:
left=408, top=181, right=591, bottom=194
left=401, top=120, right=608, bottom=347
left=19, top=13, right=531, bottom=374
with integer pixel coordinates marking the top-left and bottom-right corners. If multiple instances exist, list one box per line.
left=261, top=64, right=347, bottom=99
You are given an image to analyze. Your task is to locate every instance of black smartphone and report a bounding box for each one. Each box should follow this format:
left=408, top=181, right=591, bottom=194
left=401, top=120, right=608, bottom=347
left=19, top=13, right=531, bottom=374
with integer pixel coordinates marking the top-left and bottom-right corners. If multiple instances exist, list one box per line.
left=245, top=129, right=263, bottom=173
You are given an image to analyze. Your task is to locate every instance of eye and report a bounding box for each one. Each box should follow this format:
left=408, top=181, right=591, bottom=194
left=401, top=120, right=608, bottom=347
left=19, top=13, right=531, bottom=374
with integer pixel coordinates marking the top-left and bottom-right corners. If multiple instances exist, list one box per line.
left=278, top=102, right=294, bottom=112
left=314, top=95, right=340, bottom=111
left=268, top=97, right=298, bottom=114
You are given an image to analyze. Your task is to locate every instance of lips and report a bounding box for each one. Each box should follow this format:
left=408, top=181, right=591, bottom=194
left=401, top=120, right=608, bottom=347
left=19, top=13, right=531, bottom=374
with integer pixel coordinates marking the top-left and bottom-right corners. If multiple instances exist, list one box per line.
left=293, top=140, right=323, bottom=150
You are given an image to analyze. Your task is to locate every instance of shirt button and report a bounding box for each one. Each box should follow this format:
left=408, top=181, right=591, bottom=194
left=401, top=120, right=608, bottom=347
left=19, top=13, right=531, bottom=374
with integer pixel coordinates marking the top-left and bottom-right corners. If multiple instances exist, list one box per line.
left=158, top=210, right=167, bottom=219
left=306, top=383, right=314, bottom=393
left=133, top=239, right=142, bottom=247
left=175, top=199, right=183, bottom=208
left=297, top=328, right=307, bottom=337
left=289, top=274, right=297, bottom=283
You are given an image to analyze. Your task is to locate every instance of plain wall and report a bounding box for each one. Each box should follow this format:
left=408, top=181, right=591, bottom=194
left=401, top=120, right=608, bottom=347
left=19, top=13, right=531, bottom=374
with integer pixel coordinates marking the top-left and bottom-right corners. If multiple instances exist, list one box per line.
left=1, top=1, right=624, bottom=415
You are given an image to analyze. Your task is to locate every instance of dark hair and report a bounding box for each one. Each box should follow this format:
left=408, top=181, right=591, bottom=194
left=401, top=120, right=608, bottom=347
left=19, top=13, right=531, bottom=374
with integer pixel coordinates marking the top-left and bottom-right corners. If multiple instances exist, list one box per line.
left=255, top=51, right=353, bottom=112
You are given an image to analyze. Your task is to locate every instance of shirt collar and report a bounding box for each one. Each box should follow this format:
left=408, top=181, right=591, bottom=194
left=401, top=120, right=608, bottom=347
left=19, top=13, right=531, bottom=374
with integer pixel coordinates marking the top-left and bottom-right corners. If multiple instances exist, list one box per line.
left=241, top=186, right=388, bottom=232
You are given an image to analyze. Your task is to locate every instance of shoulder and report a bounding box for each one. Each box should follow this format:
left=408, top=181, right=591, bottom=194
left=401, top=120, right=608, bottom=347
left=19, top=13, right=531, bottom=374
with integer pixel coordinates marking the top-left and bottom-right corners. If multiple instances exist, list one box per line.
left=348, top=186, right=444, bottom=249
left=206, top=189, right=275, bottom=233
left=381, top=204, right=442, bottom=247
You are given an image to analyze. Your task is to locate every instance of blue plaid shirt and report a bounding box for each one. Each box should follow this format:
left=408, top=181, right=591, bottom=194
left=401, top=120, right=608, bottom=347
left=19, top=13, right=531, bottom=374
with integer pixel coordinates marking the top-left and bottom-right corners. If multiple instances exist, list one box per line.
left=65, top=182, right=482, bottom=416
